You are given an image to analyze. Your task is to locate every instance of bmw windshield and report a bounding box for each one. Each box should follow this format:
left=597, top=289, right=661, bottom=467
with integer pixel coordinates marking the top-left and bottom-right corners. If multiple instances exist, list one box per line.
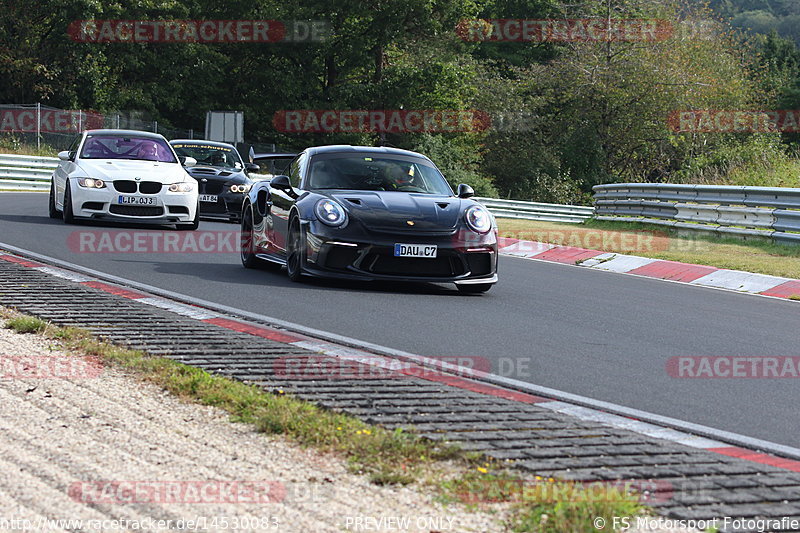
left=80, top=135, right=177, bottom=163
left=307, top=154, right=453, bottom=195
left=172, top=142, right=243, bottom=169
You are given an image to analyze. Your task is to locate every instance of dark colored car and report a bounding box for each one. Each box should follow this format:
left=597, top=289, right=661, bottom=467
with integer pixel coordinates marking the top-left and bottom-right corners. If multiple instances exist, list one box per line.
left=170, top=139, right=260, bottom=223
left=240, top=145, right=498, bottom=293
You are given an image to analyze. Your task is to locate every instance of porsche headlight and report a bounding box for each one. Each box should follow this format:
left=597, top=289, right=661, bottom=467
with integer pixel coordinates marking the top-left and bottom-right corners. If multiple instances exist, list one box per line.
left=465, top=205, right=492, bottom=233
left=230, top=184, right=252, bottom=193
left=169, top=182, right=195, bottom=193
left=78, top=178, right=105, bottom=189
left=315, top=199, right=347, bottom=227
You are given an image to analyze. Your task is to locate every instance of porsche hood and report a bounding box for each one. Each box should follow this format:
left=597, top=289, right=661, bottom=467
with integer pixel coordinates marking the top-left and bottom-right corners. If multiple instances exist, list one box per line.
left=326, top=191, right=463, bottom=231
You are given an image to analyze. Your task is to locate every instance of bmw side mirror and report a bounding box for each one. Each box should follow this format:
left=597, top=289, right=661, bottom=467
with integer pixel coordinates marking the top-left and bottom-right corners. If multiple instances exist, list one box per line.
left=58, top=151, right=71, bottom=161
left=457, top=184, right=475, bottom=198
left=245, top=163, right=260, bottom=173
left=179, top=156, right=197, bottom=166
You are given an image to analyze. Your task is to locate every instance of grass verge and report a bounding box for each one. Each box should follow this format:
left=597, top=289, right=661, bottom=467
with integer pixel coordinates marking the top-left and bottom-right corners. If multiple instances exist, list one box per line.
left=498, top=218, right=800, bottom=280
left=0, top=133, right=59, bottom=157
left=439, top=472, right=647, bottom=533
left=3, top=309, right=649, bottom=531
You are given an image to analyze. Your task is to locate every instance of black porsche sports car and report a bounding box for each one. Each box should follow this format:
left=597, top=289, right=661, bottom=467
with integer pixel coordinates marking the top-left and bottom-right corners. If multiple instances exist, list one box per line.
left=240, top=145, right=498, bottom=293
left=170, top=139, right=260, bottom=223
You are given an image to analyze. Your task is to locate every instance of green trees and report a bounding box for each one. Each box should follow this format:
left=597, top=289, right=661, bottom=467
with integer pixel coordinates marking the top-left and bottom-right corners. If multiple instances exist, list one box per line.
left=711, top=0, right=800, bottom=45
left=1, top=0, right=799, bottom=201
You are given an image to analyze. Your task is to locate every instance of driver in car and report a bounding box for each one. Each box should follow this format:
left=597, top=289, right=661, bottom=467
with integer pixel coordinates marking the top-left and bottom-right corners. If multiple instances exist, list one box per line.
left=210, top=152, right=227, bottom=166
left=138, top=142, right=160, bottom=161
left=386, top=163, right=416, bottom=190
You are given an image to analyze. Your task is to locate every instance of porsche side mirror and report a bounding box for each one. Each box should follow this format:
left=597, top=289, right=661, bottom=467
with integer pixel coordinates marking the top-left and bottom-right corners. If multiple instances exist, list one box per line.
left=58, top=150, right=71, bottom=161
left=245, top=163, right=260, bottom=173
left=270, top=175, right=292, bottom=191
left=179, top=156, right=197, bottom=167
left=457, top=184, right=475, bottom=198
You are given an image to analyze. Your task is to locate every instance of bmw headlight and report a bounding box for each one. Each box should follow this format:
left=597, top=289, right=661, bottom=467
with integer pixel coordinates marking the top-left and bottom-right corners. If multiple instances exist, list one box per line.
left=314, top=199, right=347, bottom=227
left=229, top=184, right=252, bottom=193
left=169, top=182, right=195, bottom=193
left=465, top=205, right=492, bottom=233
left=78, top=178, right=105, bottom=189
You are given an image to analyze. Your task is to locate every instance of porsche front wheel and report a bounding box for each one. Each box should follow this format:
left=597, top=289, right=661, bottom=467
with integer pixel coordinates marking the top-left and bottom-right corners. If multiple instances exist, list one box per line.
left=286, top=219, right=304, bottom=282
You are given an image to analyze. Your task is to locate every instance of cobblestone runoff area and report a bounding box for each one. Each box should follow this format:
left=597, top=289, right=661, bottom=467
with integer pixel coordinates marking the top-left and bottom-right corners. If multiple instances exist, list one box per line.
left=1, top=258, right=799, bottom=532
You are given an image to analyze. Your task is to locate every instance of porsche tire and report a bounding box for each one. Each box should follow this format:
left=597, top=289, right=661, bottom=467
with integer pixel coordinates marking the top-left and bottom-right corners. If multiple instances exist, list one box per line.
left=286, top=218, right=304, bottom=282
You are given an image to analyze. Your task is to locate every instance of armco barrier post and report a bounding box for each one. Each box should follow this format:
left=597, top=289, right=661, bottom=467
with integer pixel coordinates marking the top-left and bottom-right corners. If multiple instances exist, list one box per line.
left=36, top=103, right=41, bottom=151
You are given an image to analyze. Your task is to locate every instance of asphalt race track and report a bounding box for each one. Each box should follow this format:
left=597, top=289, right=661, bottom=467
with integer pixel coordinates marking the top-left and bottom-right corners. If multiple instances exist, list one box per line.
left=2, top=192, right=799, bottom=447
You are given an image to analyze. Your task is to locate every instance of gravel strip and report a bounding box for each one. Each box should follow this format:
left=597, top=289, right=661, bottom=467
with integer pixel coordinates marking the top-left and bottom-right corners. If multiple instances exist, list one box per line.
left=0, top=321, right=506, bottom=532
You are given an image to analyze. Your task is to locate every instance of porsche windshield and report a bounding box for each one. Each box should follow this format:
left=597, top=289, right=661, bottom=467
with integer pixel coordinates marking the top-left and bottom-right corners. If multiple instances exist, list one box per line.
left=307, top=155, right=453, bottom=195
left=80, top=135, right=177, bottom=163
left=172, top=143, right=242, bottom=169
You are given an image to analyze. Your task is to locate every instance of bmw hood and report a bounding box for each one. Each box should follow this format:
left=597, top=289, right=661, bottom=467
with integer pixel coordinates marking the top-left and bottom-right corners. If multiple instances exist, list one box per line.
left=327, top=191, right=462, bottom=231
left=77, top=160, right=191, bottom=184
left=187, top=166, right=247, bottom=183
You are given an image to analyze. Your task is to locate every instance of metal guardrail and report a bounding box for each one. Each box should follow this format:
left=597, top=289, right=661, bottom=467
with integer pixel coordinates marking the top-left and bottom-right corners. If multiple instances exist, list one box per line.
left=0, top=153, right=57, bottom=191
left=0, top=163, right=599, bottom=223
left=475, top=197, right=594, bottom=223
left=593, top=183, right=800, bottom=245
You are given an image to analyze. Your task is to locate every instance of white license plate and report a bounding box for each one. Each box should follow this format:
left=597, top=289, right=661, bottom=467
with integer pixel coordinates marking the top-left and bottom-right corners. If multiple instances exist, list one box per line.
left=393, top=244, right=437, bottom=258
left=117, top=195, right=156, bottom=206
left=199, top=195, right=218, bottom=203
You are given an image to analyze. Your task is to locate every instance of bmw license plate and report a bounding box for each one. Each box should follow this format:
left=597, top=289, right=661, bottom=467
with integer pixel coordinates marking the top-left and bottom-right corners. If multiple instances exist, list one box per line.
left=394, top=244, right=437, bottom=258
left=199, top=195, right=218, bottom=203
left=117, top=195, right=155, bottom=206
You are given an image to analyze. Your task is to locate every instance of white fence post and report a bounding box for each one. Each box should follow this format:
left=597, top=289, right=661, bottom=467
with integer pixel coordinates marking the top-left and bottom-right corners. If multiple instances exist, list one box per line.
left=36, top=103, right=41, bottom=151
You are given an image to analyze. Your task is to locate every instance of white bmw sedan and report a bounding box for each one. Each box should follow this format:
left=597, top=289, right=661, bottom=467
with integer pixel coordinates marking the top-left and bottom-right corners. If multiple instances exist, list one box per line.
left=49, top=129, right=200, bottom=230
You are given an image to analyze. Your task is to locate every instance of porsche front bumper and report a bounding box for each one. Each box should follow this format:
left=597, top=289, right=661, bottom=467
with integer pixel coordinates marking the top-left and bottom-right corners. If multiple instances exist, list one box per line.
left=299, top=221, right=498, bottom=284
